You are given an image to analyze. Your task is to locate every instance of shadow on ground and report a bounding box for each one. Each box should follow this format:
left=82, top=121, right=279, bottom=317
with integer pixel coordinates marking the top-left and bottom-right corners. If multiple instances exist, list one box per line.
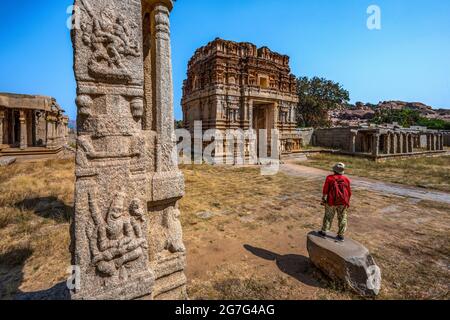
left=244, top=244, right=324, bottom=288
left=15, top=196, right=73, bottom=223
left=0, top=247, right=33, bottom=299
left=0, top=246, right=69, bottom=300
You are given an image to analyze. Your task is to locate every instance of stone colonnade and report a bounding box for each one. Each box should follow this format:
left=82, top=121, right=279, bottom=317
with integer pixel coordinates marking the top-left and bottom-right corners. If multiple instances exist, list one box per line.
left=368, top=131, right=445, bottom=157
left=0, top=107, right=67, bottom=150
left=426, top=133, right=445, bottom=151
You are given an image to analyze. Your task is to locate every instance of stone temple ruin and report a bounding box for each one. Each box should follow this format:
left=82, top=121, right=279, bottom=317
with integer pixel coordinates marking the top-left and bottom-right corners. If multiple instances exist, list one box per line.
left=0, top=93, right=69, bottom=161
left=181, top=39, right=448, bottom=163
left=313, top=124, right=446, bottom=161
left=71, top=0, right=186, bottom=300
left=182, top=38, right=302, bottom=160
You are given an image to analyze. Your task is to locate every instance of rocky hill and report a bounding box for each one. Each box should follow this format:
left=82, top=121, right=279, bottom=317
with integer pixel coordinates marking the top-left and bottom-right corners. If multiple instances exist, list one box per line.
left=331, top=101, right=450, bottom=126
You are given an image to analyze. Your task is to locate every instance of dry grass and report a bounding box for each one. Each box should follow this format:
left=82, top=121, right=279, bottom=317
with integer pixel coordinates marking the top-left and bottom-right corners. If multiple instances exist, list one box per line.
left=302, top=154, right=450, bottom=192
left=0, top=159, right=449, bottom=300
left=0, top=160, right=73, bottom=299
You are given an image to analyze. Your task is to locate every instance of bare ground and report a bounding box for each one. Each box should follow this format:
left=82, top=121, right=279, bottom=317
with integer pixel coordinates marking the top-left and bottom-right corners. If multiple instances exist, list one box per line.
left=301, top=154, right=450, bottom=193
left=282, top=161, right=450, bottom=204
left=0, top=160, right=449, bottom=300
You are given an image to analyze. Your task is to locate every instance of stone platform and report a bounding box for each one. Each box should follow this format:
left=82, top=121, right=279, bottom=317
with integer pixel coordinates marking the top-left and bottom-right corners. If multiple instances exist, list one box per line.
left=0, top=147, right=63, bottom=162
left=307, top=231, right=381, bottom=296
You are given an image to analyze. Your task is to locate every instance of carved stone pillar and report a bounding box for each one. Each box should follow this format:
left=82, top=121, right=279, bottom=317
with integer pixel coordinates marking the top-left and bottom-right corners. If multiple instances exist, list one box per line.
left=398, top=133, right=403, bottom=153
left=440, top=134, right=444, bottom=150
left=273, top=102, right=279, bottom=130
left=392, top=133, right=398, bottom=154
left=46, top=117, right=52, bottom=148
left=403, top=133, right=408, bottom=153
left=19, top=110, right=27, bottom=150
left=150, top=2, right=187, bottom=298
left=248, top=99, right=254, bottom=130
left=406, top=134, right=411, bottom=153
left=350, top=130, right=357, bottom=153
left=71, top=0, right=185, bottom=300
left=0, top=109, right=4, bottom=146
left=372, top=133, right=380, bottom=157
left=385, top=134, right=391, bottom=155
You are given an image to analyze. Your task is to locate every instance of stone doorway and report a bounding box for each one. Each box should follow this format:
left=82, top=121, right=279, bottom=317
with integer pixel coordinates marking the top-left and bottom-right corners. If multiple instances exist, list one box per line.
left=11, top=110, right=21, bottom=147
left=252, top=102, right=275, bottom=158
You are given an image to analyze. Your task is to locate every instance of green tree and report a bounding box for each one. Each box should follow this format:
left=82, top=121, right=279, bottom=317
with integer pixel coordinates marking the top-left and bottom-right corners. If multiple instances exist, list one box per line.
left=296, top=76, right=350, bottom=128
left=416, top=117, right=450, bottom=130
left=371, top=109, right=421, bottom=127
left=370, top=109, right=450, bottom=130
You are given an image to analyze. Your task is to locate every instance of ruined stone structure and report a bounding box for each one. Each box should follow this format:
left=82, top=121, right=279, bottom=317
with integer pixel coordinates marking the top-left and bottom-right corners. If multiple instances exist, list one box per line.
left=443, top=131, right=450, bottom=147
left=0, top=93, right=69, bottom=159
left=71, top=0, right=186, bottom=300
left=313, top=124, right=446, bottom=160
left=182, top=38, right=301, bottom=159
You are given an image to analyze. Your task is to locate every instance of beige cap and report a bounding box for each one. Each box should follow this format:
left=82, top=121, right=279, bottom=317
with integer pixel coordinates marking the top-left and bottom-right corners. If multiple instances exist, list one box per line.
left=333, top=163, right=345, bottom=174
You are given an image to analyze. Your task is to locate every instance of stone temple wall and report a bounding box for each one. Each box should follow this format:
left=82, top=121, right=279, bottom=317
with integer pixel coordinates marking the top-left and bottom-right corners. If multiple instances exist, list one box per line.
left=313, top=127, right=352, bottom=150
left=182, top=38, right=301, bottom=156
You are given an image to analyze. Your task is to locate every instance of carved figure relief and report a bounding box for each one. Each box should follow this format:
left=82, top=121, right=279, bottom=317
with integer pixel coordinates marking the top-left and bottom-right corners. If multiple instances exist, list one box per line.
left=88, top=192, right=148, bottom=281
left=163, top=207, right=186, bottom=254
left=79, top=0, right=140, bottom=83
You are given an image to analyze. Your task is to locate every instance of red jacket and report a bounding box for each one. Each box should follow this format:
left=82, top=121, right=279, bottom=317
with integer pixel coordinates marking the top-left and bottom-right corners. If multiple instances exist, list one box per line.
left=323, top=174, right=352, bottom=207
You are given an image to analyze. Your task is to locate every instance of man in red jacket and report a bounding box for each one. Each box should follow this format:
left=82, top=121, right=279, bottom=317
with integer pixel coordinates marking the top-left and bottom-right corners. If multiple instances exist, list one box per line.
left=319, top=163, right=352, bottom=242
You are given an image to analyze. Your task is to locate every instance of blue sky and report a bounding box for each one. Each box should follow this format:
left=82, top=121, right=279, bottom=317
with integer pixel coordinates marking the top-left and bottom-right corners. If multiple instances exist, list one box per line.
left=0, top=0, right=449, bottom=121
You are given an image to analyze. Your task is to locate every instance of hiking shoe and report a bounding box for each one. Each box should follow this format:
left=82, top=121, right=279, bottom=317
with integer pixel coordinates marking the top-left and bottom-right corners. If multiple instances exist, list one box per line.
left=318, top=231, right=327, bottom=237
left=337, top=235, right=345, bottom=242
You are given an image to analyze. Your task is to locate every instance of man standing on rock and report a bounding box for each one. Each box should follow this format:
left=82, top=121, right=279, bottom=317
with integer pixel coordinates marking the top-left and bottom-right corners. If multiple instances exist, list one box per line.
left=319, top=163, right=352, bottom=242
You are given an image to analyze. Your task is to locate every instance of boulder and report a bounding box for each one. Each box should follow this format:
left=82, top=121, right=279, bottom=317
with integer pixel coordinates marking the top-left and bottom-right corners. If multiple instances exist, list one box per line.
left=0, top=157, right=16, bottom=167
left=307, top=231, right=381, bottom=296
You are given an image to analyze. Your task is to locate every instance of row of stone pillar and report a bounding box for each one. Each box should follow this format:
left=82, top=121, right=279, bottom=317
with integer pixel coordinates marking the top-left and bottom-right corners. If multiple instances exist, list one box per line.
left=0, top=109, right=4, bottom=147
left=426, top=133, right=445, bottom=151
left=372, top=132, right=444, bottom=157
left=0, top=109, right=67, bottom=150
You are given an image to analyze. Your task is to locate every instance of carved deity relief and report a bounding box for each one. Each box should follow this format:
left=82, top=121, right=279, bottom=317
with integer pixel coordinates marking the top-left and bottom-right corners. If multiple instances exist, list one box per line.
left=78, top=0, right=140, bottom=83
left=88, top=192, right=148, bottom=281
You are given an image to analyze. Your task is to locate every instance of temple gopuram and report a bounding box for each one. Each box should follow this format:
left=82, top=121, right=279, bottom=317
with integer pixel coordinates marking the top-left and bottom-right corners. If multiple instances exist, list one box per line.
left=0, top=93, right=69, bottom=161
left=182, top=38, right=302, bottom=159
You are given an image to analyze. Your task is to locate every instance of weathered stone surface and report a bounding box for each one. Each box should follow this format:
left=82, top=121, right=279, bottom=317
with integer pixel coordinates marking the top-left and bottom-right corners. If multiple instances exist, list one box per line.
left=181, top=38, right=303, bottom=158
left=307, top=231, right=381, bottom=296
left=71, top=0, right=186, bottom=300
left=313, top=124, right=445, bottom=159
left=0, top=94, right=69, bottom=152
left=0, top=156, right=16, bottom=166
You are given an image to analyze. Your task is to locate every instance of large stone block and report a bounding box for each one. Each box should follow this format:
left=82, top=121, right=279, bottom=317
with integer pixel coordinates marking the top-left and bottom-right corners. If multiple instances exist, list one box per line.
left=307, top=231, right=381, bottom=296
left=0, top=157, right=16, bottom=167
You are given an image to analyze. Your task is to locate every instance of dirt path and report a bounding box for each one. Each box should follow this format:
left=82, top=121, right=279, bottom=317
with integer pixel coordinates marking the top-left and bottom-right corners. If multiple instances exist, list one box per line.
left=282, top=161, right=450, bottom=205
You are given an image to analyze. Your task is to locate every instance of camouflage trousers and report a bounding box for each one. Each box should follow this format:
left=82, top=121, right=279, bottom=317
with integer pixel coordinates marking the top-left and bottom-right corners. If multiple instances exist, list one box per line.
left=321, top=205, right=348, bottom=237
